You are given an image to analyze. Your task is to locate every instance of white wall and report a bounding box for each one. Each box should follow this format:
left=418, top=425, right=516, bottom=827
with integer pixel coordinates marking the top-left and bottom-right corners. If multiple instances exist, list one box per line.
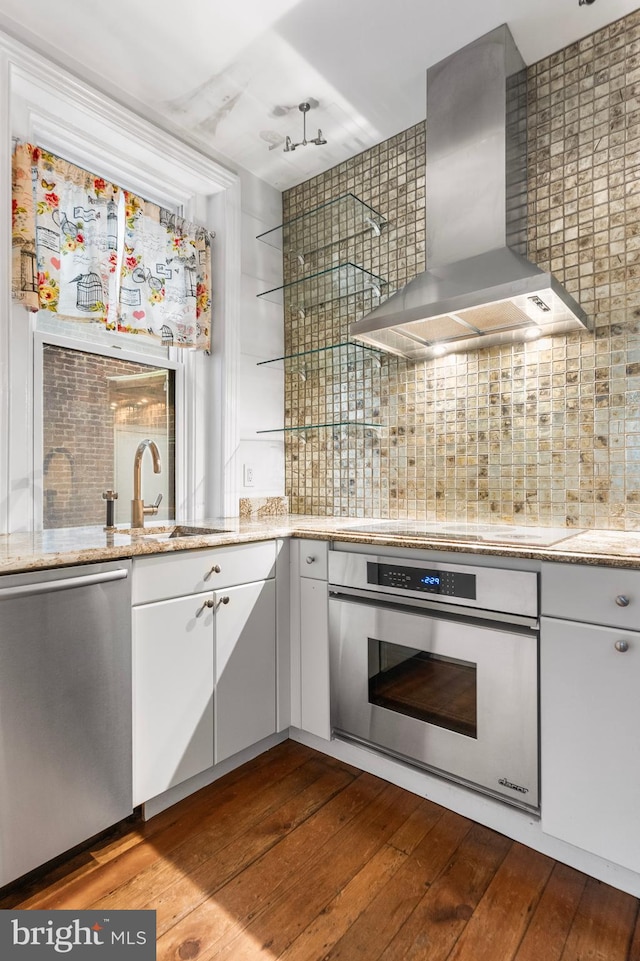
left=0, top=23, right=285, bottom=530
left=237, top=169, right=285, bottom=500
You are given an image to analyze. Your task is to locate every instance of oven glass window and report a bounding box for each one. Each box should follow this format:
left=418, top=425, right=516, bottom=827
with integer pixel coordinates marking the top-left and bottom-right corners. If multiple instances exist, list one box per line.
left=368, top=639, right=477, bottom=739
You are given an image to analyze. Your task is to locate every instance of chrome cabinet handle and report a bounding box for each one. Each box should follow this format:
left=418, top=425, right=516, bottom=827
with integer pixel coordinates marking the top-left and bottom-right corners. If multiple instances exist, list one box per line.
left=615, top=595, right=630, bottom=607
left=196, top=595, right=229, bottom=616
left=205, top=564, right=221, bottom=578
left=306, top=555, right=316, bottom=565
left=615, top=640, right=630, bottom=653
left=196, top=598, right=215, bottom=617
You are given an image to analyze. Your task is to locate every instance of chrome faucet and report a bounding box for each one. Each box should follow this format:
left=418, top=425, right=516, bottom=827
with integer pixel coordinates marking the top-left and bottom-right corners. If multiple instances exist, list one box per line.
left=131, top=439, right=162, bottom=529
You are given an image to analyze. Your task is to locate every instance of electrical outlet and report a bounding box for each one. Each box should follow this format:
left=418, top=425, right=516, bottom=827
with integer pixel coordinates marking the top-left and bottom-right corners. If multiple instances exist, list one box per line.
left=243, top=464, right=255, bottom=487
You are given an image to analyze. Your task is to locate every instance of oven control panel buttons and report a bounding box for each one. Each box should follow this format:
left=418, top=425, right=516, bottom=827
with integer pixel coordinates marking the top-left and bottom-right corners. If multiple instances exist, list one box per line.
left=366, top=562, right=476, bottom=600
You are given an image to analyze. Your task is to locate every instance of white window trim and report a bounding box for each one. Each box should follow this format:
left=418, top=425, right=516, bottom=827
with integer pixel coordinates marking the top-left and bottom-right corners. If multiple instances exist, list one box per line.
left=0, top=29, right=241, bottom=533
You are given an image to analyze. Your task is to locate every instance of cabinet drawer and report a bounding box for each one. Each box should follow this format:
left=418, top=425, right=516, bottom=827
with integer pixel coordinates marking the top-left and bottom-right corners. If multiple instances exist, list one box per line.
left=132, top=540, right=276, bottom=604
left=295, top=538, right=328, bottom=580
left=541, top=562, right=640, bottom=629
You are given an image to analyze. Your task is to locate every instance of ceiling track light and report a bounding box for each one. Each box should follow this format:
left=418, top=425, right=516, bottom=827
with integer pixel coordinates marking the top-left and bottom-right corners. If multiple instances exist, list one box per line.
left=284, top=102, right=327, bottom=152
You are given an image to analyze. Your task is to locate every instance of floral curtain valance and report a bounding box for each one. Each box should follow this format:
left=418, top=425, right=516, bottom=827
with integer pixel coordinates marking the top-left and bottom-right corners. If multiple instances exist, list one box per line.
left=11, top=143, right=212, bottom=351
left=12, top=144, right=120, bottom=324
left=119, top=193, right=211, bottom=349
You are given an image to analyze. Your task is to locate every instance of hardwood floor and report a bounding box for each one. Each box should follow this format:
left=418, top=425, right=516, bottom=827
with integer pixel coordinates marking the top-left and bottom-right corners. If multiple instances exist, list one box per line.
left=2, top=740, right=639, bottom=960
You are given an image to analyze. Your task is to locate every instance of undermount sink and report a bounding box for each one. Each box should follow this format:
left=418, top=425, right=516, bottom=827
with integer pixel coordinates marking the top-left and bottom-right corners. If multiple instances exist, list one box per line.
left=124, top=525, right=232, bottom=540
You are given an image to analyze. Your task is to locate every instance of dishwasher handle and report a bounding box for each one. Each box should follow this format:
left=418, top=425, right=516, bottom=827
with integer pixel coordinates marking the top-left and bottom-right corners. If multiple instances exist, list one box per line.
left=0, top=567, right=129, bottom=600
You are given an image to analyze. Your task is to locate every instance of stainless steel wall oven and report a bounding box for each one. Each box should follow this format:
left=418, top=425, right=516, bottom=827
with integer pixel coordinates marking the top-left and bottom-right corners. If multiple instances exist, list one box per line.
left=328, top=550, right=539, bottom=811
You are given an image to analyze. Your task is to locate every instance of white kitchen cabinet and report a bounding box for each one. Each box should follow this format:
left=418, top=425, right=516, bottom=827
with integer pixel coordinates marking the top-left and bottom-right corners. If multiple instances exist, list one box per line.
left=542, top=562, right=640, bottom=631
left=132, top=541, right=277, bottom=806
left=132, top=540, right=276, bottom=604
left=132, top=591, right=214, bottom=806
left=290, top=539, right=331, bottom=740
left=297, top=539, right=329, bottom=580
left=540, top=562, right=640, bottom=873
left=300, top=577, right=331, bottom=739
left=215, top=579, right=276, bottom=763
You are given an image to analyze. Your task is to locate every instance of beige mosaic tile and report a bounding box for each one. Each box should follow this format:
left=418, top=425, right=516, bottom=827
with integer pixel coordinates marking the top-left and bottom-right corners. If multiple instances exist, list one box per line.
left=282, top=10, right=640, bottom=530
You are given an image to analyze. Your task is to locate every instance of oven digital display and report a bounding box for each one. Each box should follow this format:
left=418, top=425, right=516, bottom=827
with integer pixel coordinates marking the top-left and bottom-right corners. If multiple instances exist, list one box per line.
left=421, top=575, right=441, bottom=586
left=367, top=562, right=476, bottom=599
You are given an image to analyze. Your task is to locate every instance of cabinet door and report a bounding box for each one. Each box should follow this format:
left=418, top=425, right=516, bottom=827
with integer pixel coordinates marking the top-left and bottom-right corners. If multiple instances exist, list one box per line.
left=300, top=576, right=330, bottom=740
left=541, top=616, right=640, bottom=872
left=215, top=579, right=276, bottom=763
left=133, top=592, right=214, bottom=806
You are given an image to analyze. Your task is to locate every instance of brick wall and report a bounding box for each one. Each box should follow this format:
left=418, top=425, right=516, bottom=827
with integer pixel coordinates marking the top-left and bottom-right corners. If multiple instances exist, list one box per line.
left=42, top=345, right=174, bottom=528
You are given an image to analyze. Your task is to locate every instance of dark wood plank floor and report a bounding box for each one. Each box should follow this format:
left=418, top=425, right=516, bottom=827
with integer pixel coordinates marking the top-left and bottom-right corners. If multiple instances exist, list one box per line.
left=2, top=740, right=639, bottom=961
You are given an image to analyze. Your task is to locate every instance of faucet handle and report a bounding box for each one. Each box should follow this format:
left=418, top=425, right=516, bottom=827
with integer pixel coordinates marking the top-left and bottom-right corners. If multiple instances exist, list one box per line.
left=143, top=493, right=163, bottom=518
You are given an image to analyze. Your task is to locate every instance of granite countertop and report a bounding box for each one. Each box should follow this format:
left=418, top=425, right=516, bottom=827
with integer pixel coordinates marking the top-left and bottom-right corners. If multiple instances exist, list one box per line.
left=1, top=516, right=640, bottom=575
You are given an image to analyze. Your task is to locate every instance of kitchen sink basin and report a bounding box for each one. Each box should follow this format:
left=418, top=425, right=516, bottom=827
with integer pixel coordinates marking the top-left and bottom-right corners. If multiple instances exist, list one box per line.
left=122, top=525, right=232, bottom=540
left=145, top=525, right=232, bottom=540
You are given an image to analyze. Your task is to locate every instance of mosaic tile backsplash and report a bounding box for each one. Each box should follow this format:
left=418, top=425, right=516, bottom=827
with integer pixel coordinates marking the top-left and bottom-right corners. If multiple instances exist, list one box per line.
left=282, top=10, right=640, bottom=530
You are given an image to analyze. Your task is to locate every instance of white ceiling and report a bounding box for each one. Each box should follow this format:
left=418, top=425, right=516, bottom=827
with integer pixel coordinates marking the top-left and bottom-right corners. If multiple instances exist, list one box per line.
left=0, top=0, right=638, bottom=190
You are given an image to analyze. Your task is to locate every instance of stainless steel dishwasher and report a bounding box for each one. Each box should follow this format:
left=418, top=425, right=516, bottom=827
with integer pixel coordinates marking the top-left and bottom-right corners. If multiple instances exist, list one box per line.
left=0, top=559, right=132, bottom=887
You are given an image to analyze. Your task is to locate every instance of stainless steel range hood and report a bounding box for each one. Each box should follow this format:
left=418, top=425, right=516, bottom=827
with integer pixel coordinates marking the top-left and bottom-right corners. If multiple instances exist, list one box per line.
left=351, top=25, right=591, bottom=361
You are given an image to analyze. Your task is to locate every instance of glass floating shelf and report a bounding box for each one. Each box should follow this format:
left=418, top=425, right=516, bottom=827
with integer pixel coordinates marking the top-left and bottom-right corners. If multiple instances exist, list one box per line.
left=256, top=263, right=388, bottom=312
left=257, top=421, right=382, bottom=443
left=257, top=341, right=384, bottom=379
left=256, top=193, right=387, bottom=258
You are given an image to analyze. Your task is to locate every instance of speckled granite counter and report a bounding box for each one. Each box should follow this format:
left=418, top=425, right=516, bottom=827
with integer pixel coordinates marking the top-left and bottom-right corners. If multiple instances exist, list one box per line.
left=295, top=521, right=640, bottom=569
left=1, top=516, right=640, bottom=574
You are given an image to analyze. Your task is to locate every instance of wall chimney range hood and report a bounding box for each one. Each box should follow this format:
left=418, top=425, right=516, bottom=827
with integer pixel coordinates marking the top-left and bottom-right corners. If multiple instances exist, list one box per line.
left=351, top=25, right=591, bottom=361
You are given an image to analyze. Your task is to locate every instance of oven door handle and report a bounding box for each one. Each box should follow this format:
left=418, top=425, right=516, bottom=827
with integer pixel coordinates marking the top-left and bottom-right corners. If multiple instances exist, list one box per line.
left=328, top=585, right=539, bottom=632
